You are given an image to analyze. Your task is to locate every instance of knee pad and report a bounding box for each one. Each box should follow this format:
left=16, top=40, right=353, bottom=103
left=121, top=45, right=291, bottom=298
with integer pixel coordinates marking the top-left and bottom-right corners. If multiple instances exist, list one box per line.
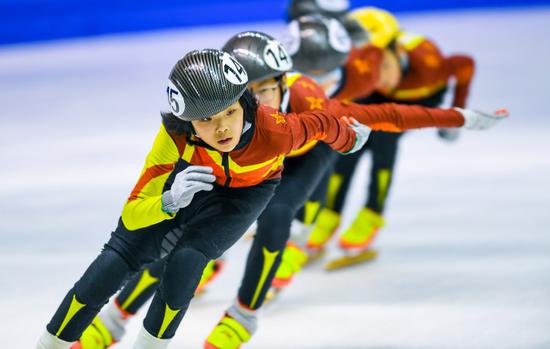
left=74, top=248, right=131, bottom=307
left=145, top=258, right=167, bottom=279
left=161, top=247, right=209, bottom=309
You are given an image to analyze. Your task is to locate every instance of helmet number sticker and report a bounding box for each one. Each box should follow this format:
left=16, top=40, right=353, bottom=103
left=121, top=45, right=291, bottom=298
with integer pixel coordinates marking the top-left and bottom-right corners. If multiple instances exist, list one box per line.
left=283, top=21, right=301, bottom=56
left=264, top=40, right=292, bottom=71
left=315, top=0, right=349, bottom=12
left=167, top=80, right=185, bottom=117
left=222, top=52, right=248, bottom=85
left=328, top=18, right=352, bottom=53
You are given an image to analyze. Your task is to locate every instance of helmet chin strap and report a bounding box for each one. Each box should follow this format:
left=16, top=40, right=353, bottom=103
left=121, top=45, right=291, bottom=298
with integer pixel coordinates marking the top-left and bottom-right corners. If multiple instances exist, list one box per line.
left=242, top=120, right=252, bottom=134
left=279, top=86, right=290, bottom=113
left=398, top=51, right=409, bottom=75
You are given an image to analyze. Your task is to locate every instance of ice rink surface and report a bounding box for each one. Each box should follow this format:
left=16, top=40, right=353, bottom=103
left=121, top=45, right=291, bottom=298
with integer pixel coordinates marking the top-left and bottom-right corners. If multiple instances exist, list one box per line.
left=1, top=6, right=549, bottom=349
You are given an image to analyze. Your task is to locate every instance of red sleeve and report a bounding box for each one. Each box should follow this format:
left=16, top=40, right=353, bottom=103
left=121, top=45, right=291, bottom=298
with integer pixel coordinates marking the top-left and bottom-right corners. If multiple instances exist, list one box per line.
left=401, top=40, right=446, bottom=86
left=255, top=104, right=356, bottom=154
left=333, top=46, right=382, bottom=101
left=327, top=99, right=465, bottom=132
left=444, top=55, right=475, bottom=108
left=288, top=75, right=330, bottom=113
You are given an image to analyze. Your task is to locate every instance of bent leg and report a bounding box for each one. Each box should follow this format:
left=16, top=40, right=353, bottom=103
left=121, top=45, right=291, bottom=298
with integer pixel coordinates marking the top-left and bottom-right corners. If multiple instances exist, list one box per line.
left=42, top=218, right=173, bottom=343
left=239, top=144, right=336, bottom=310
left=365, top=131, right=403, bottom=213
left=140, top=181, right=278, bottom=339
left=46, top=247, right=133, bottom=342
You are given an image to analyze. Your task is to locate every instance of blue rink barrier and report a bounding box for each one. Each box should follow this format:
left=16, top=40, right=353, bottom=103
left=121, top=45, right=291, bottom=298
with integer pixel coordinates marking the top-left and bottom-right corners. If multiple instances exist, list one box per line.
left=0, top=0, right=549, bottom=45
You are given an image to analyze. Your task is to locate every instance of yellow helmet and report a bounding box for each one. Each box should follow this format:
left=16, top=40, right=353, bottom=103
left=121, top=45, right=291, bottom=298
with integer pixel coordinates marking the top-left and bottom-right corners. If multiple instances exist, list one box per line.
left=345, top=7, right=400, bottom=48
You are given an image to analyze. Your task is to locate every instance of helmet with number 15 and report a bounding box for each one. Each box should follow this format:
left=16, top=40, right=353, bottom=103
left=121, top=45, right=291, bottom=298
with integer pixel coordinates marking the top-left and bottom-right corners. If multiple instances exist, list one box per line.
left=166, top=49, right=249, bottom=121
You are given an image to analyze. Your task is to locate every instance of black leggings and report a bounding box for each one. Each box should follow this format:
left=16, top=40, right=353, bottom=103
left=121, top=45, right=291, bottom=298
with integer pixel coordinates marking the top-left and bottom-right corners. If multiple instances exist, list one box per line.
left=46, top=181, right=278, bottom=341
left=305, top=89, right=447, bottom=216
left=329, top=130, right=403, bottom=214
left=238, top=143, right=337, bottom=310
left=52, top=144, right=336, bottom=339
left=108, top=144, right=337, bottom=318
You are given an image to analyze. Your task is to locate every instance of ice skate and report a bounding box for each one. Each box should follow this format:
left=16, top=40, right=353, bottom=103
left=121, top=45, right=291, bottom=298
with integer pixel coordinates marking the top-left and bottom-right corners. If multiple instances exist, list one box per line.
left=271, top=242, right=308, bottom=289
left=204, top=303, right=256, bottom=349
left=325, top=249, right=379, bottom=270
left=70, top=317, right=115, bottom=349
left=196, top=259, right=225, bottom=296
left=306, top=208, right=341, bottom=251
left=325, top=208, right=384, bottom=270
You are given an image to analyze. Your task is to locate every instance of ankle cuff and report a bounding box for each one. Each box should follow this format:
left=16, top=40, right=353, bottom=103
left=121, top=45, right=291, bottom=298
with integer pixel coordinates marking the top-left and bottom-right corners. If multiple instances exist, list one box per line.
left=133, top=326, right=171, bottom=349
left=36, top=331, right=72, bottom=349
left=227, top=301, right=257, bottom=335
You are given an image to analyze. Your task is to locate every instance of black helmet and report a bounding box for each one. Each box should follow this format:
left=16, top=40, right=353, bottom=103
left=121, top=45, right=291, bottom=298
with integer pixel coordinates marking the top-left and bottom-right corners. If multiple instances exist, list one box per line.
left=284, top=14, right=352, bottom=74
left=222, top=31, right=293, bottom=83
left=342, top=16, right=371, bottom=48
left=167, top=49, right=248, bottom=121
left=288, top=0, right=349, bottom=22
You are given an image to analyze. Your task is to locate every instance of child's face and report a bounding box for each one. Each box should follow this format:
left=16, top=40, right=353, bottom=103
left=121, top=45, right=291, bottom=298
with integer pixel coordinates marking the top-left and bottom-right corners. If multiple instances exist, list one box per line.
left=191, top=101, right=244, bottom=152
left=249, top=77, right=283, bottom=109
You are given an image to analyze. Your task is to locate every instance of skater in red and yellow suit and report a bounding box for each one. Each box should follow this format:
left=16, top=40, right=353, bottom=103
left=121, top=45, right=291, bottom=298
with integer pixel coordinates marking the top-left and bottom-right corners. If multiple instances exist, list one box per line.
left=65, top=34, right=503, bottom=349
left=36, top=48, right=369, bottom=349
left=277, top=10, right=476, bottom=277
left=204, top=30, right=498, bottom=349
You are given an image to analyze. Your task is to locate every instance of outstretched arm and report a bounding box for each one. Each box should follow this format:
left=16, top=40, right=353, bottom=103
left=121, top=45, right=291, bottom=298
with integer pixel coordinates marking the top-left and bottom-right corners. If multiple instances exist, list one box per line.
left=257, top=105, right=359, bottom=155
left=327, top=99, right=466, bottom=132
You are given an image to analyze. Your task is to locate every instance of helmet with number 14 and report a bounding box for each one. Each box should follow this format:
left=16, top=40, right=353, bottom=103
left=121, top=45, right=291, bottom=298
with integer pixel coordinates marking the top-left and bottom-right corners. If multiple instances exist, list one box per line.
left=223, top=31, right=294, bottom=110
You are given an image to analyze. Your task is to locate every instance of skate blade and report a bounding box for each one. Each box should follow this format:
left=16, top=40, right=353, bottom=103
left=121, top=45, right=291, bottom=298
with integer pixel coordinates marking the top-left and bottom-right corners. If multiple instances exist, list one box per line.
left=325, top=249, right=378, bottom=270
left=194, top=287, right=209, bottom=298
left=305, top=248, right=326, bottom=265
left=263, top=287, right=283, bottom=308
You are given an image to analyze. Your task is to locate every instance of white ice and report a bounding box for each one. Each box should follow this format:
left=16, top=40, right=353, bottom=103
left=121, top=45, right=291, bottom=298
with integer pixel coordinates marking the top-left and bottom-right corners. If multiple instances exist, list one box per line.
left=1, top=6, right=549, bottom=349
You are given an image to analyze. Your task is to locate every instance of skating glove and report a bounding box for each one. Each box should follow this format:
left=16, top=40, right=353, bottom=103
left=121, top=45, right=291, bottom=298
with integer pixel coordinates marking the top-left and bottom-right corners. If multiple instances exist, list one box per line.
left=456, top=108, right=509, bottom=130
left=162, top=165, right=216, bottom=213
left=437, top=128, right=461, bottom=142
left=341, top=116, right=371, bottom=154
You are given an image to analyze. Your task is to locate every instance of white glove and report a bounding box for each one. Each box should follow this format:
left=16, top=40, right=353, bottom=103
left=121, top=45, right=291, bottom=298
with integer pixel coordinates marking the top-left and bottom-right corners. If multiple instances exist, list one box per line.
left=455, top=108, right=509, bottom=130
left=437, top=128, right=461, bottom=142
left=162, top=166, right=216, bottom=213
left=341, top=117, right=371, bottom=154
